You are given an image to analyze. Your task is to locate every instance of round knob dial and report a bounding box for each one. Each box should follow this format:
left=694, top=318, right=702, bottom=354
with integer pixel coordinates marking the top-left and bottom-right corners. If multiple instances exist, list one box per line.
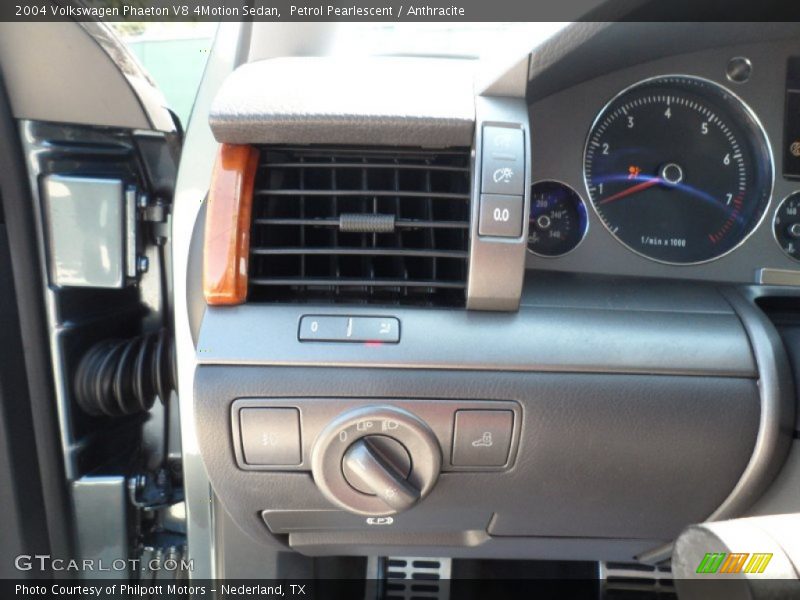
left=342, top=436, right=419, bottom=512
left=311, top=406, right=441, bottom=516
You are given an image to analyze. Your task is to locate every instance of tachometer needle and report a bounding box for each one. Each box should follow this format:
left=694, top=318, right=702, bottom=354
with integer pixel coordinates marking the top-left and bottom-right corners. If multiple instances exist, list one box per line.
left=597, top=177, right=662, bottom=206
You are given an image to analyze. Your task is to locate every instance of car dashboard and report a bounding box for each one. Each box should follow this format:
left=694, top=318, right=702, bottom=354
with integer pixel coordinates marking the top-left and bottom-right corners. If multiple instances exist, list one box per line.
left=1, top=17, right=799, bottom=593
left=166, top=22, right=800, bottom=578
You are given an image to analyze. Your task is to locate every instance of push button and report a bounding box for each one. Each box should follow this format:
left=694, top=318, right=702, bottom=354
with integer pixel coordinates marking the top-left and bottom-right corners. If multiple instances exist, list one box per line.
left=347, top=317, right=400, bottom=343
left=299, top=315, right=400, bottom=343
left=240, top=408, right=302, bottom=466
left=299, top=316, right=349, bottom=341
left=478, top=194, right=523, bottom=238
left=481, top=126, right=525, bottom=195
left=452, top=410, right=513, bottom=467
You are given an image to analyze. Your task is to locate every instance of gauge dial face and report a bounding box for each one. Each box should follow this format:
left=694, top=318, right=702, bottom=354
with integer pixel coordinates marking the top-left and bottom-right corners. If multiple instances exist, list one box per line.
left=584, top=75, right=773, bottom=264
left=528, top=181, right=588, bottom=256
left=774, top=192, right=800, bottom=261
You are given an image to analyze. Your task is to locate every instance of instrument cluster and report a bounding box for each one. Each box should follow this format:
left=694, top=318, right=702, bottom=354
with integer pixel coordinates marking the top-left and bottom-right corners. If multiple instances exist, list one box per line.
left=527, top=44, right=800, bottom=280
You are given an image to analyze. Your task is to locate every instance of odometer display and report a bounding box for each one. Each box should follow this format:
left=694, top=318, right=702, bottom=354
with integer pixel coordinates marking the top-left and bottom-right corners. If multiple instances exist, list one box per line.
left=584, top=75, right=772, bottom=264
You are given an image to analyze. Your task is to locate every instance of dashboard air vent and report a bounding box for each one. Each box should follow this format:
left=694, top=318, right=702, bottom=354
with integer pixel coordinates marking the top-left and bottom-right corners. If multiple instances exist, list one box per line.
left=248, top=146, right=471, bottom=306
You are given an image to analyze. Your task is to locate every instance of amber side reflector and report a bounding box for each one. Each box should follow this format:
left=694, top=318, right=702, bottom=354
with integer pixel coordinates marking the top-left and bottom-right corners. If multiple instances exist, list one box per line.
left=203, top=144, right=259, bottom=305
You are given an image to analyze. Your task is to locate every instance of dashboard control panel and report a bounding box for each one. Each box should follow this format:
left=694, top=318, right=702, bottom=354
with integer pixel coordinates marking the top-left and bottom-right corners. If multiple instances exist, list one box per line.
left=481, top=125, right=526, bottom=196
left=182, top=27, right=800, bottom=565
left=467, top=98, right=531, bottom=311
left=298, top=315, right=401, bottom=343
left=478, top=125, right=526, bottom=240
left=230, top=398, right=522, bottom=517
left=311, top=405, right=441, bottom=515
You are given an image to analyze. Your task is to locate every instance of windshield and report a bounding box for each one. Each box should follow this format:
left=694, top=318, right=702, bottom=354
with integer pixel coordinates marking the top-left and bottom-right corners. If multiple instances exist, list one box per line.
left=330, top=23, right=567, bottom=59
left=109, top=21, right=564, bottom=126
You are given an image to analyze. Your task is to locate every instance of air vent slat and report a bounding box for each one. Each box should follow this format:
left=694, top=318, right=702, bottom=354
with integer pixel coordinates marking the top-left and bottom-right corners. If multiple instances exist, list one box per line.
left=393, top=163, right=408, bottom=297
left=251, top=248, right=468, bottom=259
left=250, top=278, right=466, bottom=289
left=255, top=189, right=469, bottom=200
left=330, top=156, right=340, bottom=293
left=264, top=145, right=467, bottom=158
left=248, top=146, right=471, bottom=306
left=299, top=154, right=306, bottom=281
left=261, top=161, right=469, bottom=173
left=424, top=164, right=437, bottom=283
left=254, top=218, right=469, bottom=230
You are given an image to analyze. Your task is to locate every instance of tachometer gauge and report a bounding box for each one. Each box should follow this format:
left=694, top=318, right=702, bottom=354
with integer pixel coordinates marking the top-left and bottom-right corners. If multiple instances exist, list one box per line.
left=773, top=192, right=800, bottom=262
left=583, top=75, right=773, bottom=264
left=528, top=181, right=588, bottom=256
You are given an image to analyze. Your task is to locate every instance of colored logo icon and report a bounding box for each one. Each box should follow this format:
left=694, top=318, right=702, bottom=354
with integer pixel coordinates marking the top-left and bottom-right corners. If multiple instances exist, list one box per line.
left=696, top=552, right=772, bottom=574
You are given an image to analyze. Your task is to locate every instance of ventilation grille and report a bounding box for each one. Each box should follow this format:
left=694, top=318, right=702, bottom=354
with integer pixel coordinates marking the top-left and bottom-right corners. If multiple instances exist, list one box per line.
left=381, top=557, right=451, bottom=600
left=601, top=562, right=675, bottom=598
left=248, top=146, right=471, bottom=306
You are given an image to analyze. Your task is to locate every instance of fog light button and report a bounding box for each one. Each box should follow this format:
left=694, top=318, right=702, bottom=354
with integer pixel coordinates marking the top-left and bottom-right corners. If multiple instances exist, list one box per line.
left=240, top=408, right=301, bottom=466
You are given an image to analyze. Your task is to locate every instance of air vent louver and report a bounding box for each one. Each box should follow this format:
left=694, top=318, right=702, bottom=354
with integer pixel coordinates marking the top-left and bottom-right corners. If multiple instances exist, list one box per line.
left=248, top=146, right=471, bottom=306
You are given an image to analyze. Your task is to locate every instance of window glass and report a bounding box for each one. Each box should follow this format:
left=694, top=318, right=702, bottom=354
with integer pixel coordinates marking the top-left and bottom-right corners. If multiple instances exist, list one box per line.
left=110, top=22, right=217, bottom=126
left=331, top=23, right=567, bottom=59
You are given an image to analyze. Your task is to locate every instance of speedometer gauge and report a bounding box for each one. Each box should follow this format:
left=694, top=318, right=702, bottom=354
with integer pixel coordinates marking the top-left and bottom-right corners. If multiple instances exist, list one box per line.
left=583, top=75, right=773, bottom=264
left=528, top=181, right=588, bottom=256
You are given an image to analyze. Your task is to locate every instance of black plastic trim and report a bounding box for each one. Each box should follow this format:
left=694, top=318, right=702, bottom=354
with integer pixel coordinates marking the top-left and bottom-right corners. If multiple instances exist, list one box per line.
left=0, top=72, right=73, bottom=564
left=0, top=226, right=50, bottom=577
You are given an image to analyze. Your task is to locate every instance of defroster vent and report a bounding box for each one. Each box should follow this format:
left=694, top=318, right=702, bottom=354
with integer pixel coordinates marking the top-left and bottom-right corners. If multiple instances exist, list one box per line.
left=248, top=146, right=471, bottom=306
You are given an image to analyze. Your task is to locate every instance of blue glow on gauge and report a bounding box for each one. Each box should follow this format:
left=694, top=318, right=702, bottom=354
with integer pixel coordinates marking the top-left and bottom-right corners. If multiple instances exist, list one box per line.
left=583, top=75, right=772, bottom=264
left=528, top=181, right=588, bottom=257
left=591, top=172, right=747, bottom=225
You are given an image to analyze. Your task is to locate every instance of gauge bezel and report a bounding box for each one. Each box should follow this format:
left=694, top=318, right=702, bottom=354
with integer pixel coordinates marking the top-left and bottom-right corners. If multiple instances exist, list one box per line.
left=772, top=191, right=800, bottom=263
left=527, top=179, right=590, bottom=258
left=582, top=73, right=775, bottom=266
